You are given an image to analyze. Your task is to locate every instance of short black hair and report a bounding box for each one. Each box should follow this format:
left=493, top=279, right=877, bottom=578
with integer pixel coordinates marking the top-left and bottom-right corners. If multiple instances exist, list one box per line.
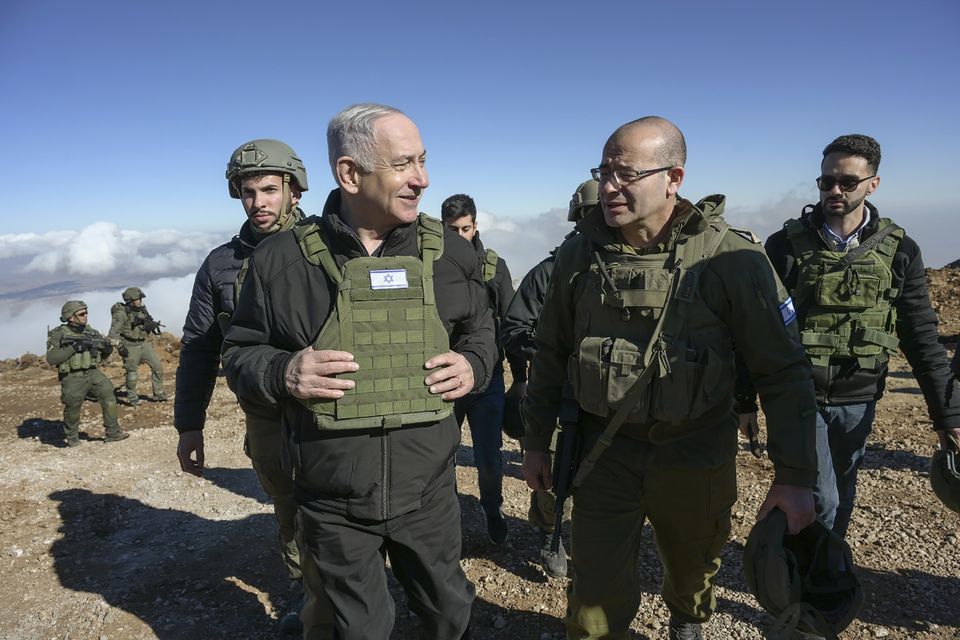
left=441, top=194, right=477, bottom=223
left=822, top=134, right=881, bottom=173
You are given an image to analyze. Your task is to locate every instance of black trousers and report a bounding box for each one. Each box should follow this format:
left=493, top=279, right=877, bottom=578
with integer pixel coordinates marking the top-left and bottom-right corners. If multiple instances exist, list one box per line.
left=299, top=463, right=474, bottom=640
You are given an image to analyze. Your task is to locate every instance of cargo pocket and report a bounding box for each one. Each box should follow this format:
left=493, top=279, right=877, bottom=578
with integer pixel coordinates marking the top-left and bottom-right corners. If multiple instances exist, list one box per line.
left=815, top=270, right=880, bottom=310
left=652, top=341, right=733, bottom=424
left=568, top=337, right=611, bottom=418
left=568, top=337, right=650, bottom=421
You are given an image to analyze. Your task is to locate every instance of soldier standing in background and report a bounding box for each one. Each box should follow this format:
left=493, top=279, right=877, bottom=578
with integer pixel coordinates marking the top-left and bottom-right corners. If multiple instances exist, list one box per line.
left=47, top=300, right=128, bottom=446
left=174, top=138, right=318, bottom=634
left=109, top=287, right=166, bottom=406
left=441, top=193, right=520, bottom=544
left=500, top=178, right=598, bottom=577
left=741, top=134, right=960, bottom=538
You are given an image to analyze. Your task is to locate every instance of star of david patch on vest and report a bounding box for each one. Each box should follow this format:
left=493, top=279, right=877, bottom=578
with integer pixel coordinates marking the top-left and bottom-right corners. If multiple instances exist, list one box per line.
left=779, top=297, right=797, bottom=325
left=370, top=269, right=409, bottom=290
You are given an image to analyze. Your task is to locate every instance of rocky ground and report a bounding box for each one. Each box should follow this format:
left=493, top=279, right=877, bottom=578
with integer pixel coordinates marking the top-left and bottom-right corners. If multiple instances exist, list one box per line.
left=0, top=268, right=958, bottom=640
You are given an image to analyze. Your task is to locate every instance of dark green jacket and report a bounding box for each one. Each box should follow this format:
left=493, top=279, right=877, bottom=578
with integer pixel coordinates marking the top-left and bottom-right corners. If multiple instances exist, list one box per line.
left=522, top=196, right=818, bottom=487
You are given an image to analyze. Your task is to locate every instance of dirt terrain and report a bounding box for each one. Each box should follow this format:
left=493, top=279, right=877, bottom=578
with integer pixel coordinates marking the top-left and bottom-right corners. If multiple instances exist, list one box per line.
left=0, top=268, right=958, bottom=640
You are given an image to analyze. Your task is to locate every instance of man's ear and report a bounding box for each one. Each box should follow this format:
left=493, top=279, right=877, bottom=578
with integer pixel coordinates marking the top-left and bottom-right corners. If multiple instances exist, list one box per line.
left=666, top=166, right=685, bottom=197
left=336, top=157, right=360, bottom=194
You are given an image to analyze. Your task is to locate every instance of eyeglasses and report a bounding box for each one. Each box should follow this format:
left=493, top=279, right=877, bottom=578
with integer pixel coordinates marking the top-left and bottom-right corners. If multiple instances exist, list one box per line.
left=816, top=174, right=875, bottom=192
left=75, top=311, right=88, bottom=317
left=590, top=165, right=672, bottom=187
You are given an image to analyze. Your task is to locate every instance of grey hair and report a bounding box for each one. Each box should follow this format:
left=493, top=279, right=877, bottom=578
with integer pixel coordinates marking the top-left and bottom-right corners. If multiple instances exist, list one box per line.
left=327, top=103, right=405, bottom=177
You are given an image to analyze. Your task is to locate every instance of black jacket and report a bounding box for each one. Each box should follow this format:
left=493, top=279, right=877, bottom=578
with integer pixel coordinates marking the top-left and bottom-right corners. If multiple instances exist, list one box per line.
left=762, top=202, right=960, bottom=428
left=470, top=232, right=524, bottom=376
left=221, top=189, right=497, bottom=520
left=500, top=252, right=556, bottom=382
left=173, top=211, right=304, bottom=432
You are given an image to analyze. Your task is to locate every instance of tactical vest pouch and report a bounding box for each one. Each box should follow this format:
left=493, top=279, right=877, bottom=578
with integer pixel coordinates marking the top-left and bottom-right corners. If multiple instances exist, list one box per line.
left=650, top=338, right=733, bottom=425
left=814, top=269, right=881, bottom=310
left=296, top=222, right=453, bottom=431
left=567, top=336, right=651, bottom=422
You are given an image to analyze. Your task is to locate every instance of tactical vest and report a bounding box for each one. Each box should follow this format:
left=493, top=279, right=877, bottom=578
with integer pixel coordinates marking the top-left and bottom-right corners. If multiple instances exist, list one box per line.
left=51, top=327, right=102, bottom=374
left=482, top=248, right=499, bottom=282
left=292, top=214, right=452, bottom=430
left=785, top=217, right=903, bottom=371
left=113, top=303, right=147, bottom=341
left=567, top=218, right=735, bottom=441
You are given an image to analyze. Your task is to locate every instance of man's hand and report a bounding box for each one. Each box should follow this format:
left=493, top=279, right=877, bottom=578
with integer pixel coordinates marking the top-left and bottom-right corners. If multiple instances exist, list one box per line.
left=118, top=343, right=129, bottom=358
left=177, top=430, right=205, bottom=477
left=424, top=351, right=475, bottom=401
left=506, top=380, right=527, bottom=401
left=738, top=412, right=764, bottom=458
left=284, top=347, right=358, bottom=399
left=937, top=427, right=960, bottom=451
left=523, top=450, right=553, bottom=491
left=757, top=484, right=816, bottom=534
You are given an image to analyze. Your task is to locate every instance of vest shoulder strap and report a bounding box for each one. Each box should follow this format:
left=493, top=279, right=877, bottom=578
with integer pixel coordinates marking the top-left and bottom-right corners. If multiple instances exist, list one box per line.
left=293, top=222, right=342, bottom=284
left=294, top=214, right=446, bottom=283
left=482, top=248, right=499, bottom=282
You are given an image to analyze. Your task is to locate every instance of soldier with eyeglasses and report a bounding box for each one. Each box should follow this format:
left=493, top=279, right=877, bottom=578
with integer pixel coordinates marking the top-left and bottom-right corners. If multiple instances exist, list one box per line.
left=522, top=116, right=819, bottom=639
left=738, top=134, right=960, bottom=539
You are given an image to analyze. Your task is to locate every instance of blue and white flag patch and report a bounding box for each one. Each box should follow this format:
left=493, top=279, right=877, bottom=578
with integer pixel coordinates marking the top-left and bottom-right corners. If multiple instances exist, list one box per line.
left=370, top=269, right=408, bottom=290
left=779, top=297, right=797, bottom=325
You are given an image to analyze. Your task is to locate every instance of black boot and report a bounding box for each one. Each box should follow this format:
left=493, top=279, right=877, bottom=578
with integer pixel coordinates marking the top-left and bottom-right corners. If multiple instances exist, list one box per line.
left=477, top=466, right=508, bottom=544
left=668, top=617, right=702, bottom=640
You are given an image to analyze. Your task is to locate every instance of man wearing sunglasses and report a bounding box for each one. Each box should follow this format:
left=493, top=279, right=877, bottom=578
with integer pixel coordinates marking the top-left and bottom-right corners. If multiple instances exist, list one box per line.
left=742, top=134, right=960, bottom=537
left=46, top=300, right=128, bottom=446
left=522, top=117, right=818, bottom=639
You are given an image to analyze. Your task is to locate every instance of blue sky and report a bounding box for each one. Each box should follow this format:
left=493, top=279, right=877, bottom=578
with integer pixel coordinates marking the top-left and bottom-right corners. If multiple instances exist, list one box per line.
left=0, top=0, right=958, bottom=357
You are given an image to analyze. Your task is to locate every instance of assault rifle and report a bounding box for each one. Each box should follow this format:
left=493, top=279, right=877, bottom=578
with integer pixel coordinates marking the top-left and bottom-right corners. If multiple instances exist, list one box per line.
left=132, top=312, right=164, bottom=335
left=549, top=382, right=581, bottom=556
left=61, top=334, right=108, bottom=353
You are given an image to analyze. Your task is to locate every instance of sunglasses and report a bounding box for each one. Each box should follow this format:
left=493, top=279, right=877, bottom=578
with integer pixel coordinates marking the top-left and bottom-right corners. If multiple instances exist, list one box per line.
left=816, top=175, right=875, bottom=192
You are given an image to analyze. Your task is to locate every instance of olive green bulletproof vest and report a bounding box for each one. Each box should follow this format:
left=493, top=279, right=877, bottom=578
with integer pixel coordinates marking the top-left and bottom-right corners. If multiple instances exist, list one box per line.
left=785, top=217, right=903, bottom=370
left=51, top=327, right=102, bottom=373
left=113, top=303, right=147, bottom=341
left=568, top=218, right=734, bottom=441
left=482, top=248, right=498, bottom=282
left=293, top=214, right=452, bottom=430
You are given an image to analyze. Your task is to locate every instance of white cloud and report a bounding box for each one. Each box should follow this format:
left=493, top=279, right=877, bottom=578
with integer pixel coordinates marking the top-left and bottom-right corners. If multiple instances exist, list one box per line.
left=1, top=222, right=227, bottom=280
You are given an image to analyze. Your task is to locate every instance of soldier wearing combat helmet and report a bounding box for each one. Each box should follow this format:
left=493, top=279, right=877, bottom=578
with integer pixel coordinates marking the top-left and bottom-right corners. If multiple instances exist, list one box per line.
left=47, top=300, right=128, bottom=446
left=109, top=286, right=166, bottom=406
left=174, top=138, right=317, bottom=634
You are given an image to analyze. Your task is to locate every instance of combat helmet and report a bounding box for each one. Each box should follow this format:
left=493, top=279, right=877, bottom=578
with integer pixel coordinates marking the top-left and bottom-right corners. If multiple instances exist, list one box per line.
left=930, top=432, right=960, bottom=513
left=568, top=178, right=599, bottom=222
left=60, top=300, right=87, bottom=323
left=122, top=287, right=145, bottom=303
left=743, top=508, right=863, bottom=640
left=226, top=139, right=308, bottom=198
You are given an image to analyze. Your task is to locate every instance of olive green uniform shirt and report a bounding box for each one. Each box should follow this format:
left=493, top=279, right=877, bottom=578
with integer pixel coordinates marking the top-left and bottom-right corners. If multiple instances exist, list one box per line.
left=522, top=197, right=818, bottom=487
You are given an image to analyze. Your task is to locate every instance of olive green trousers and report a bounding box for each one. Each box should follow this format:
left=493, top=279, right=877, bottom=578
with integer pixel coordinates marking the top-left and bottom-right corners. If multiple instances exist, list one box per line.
left=121, top=340, right=164, bottom=401
left=60, top=369, right=120, bottom=441
left=566, top=441, right=736, bottom=639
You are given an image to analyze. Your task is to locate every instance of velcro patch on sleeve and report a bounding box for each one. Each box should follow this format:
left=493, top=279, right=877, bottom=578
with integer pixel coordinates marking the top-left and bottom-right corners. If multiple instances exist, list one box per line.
left=779, top=297, right=797, bottom=325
